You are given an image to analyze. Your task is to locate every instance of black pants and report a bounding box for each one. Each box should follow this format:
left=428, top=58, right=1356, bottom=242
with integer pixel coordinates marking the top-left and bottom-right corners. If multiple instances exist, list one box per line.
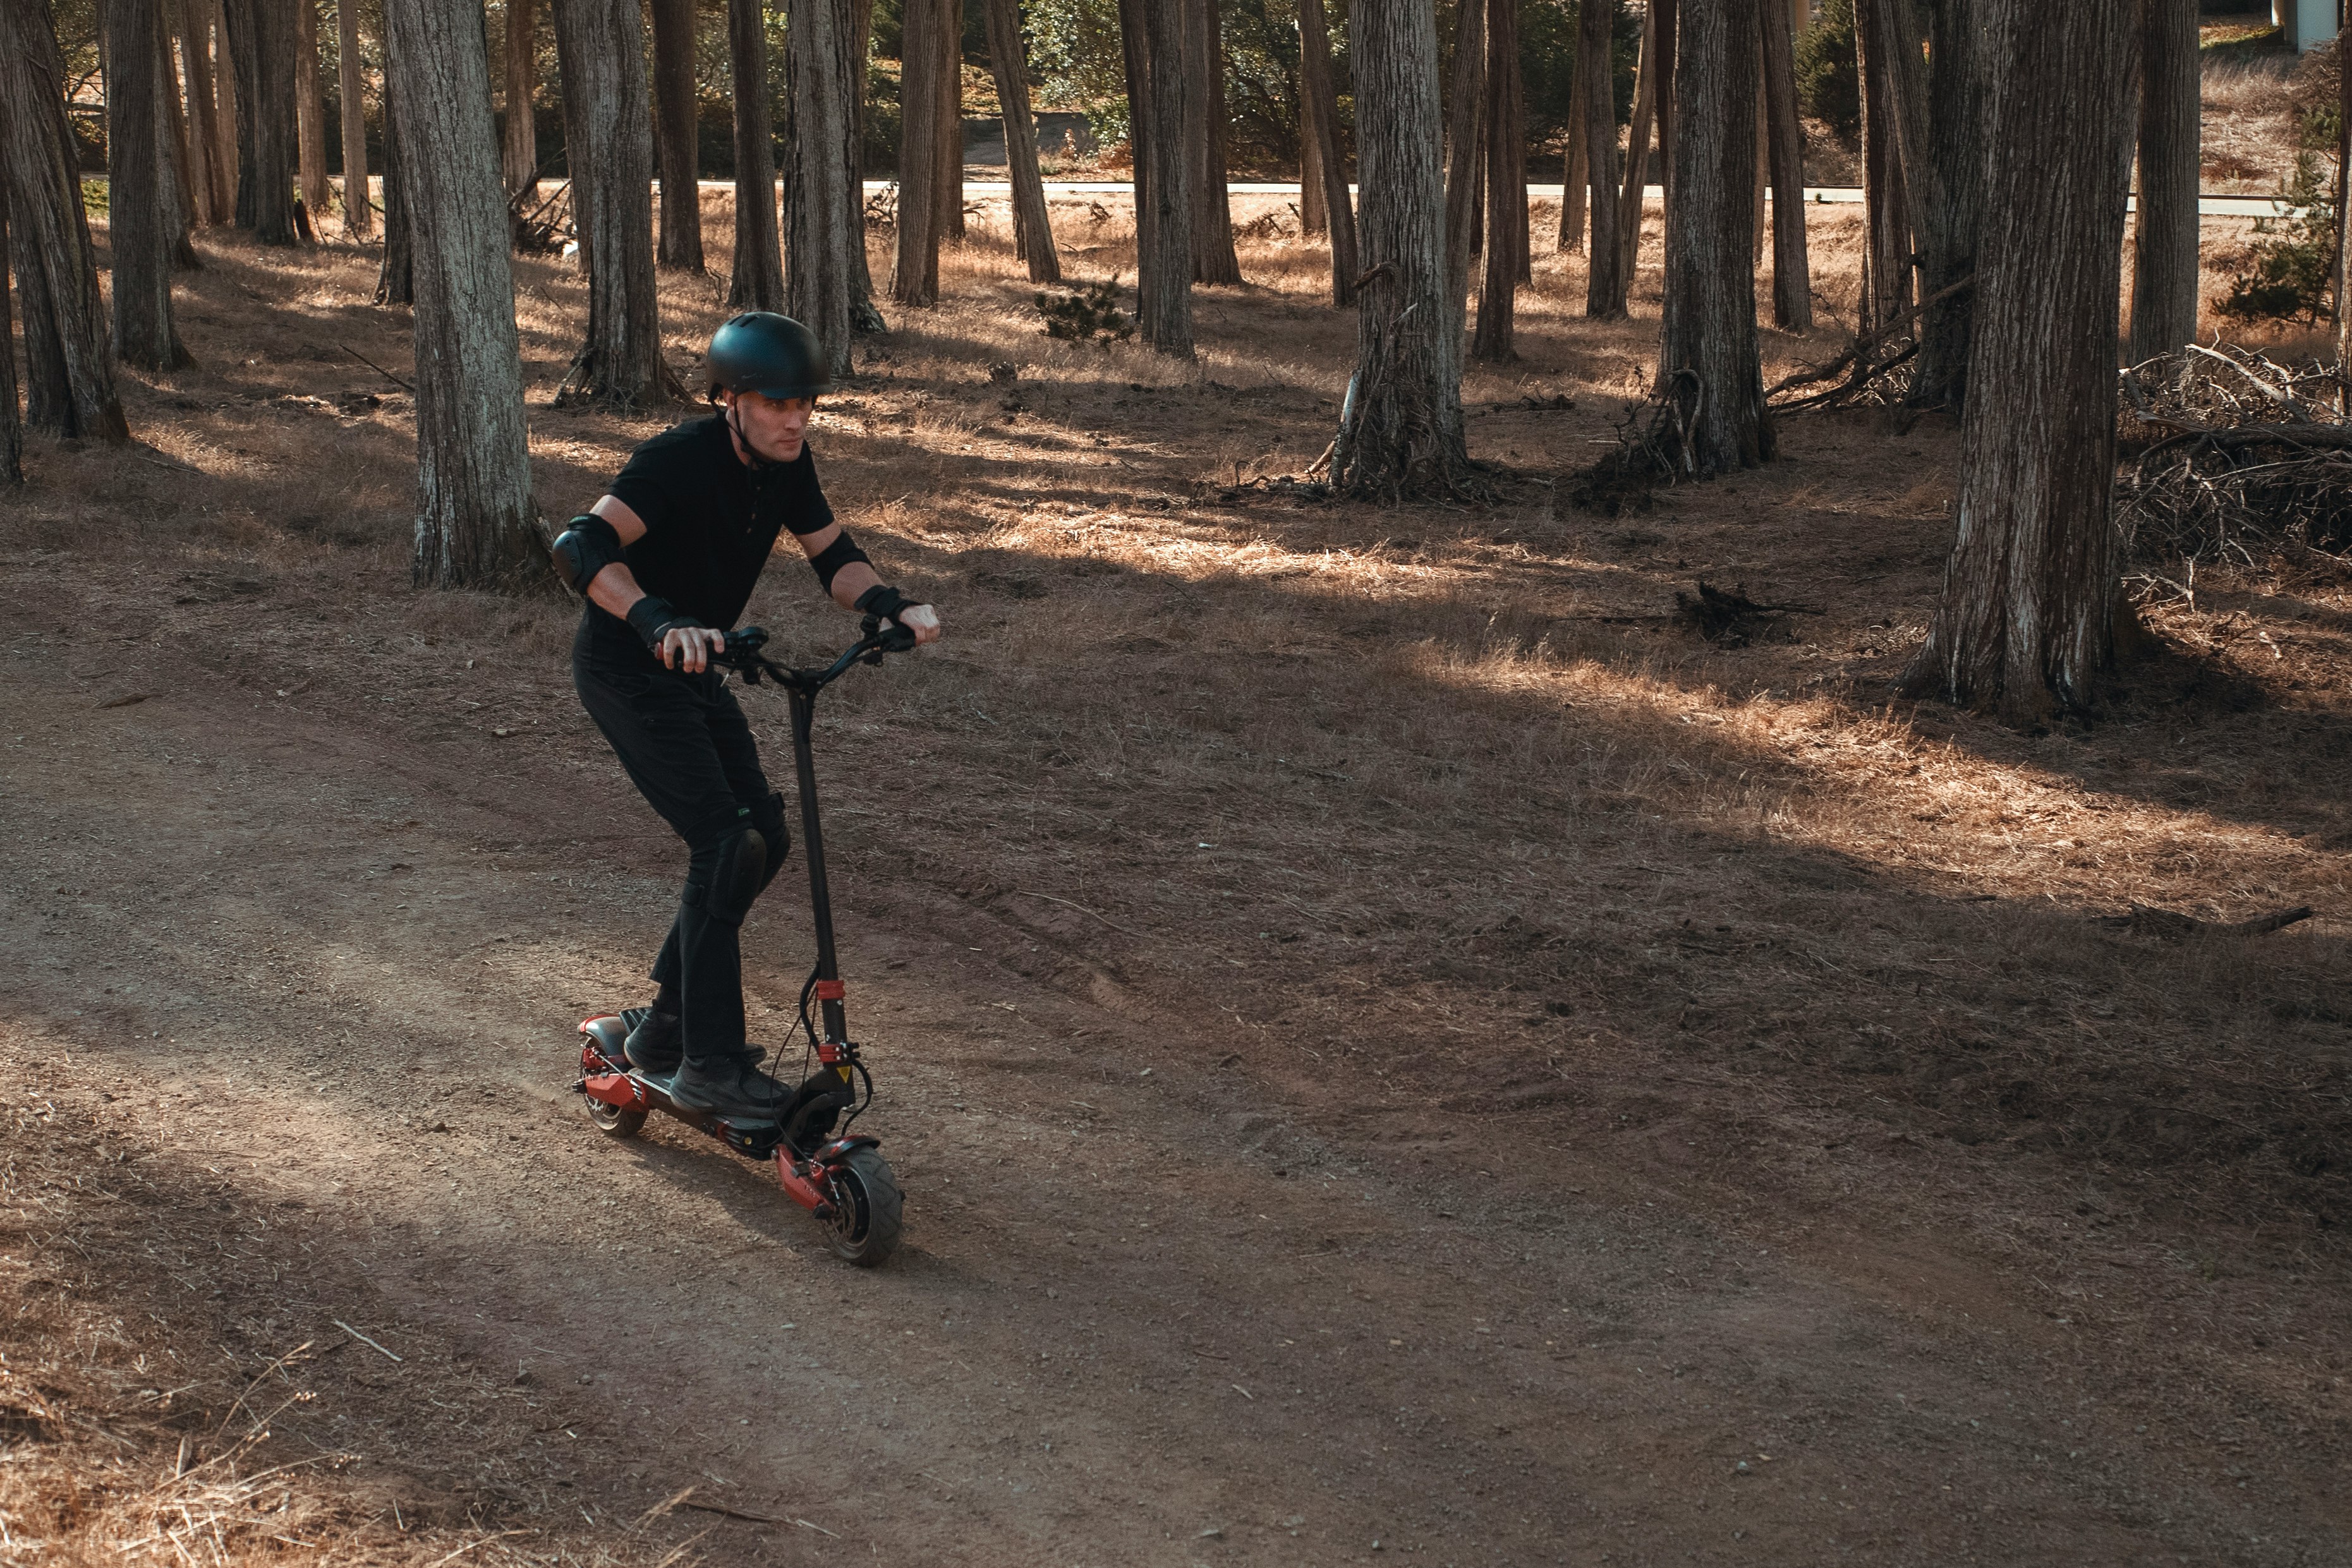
left=573, top=615, right=788, bottom=1064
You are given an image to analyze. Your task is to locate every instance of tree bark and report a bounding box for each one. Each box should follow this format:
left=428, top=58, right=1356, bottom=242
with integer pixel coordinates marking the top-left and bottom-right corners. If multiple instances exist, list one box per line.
left=846, top=0, right=878, bottom=313
left=785, top=0, right=870, bottom=364
left=1122, top=0, right=1193, bottom=354
left=1757, top=0, right=1810, bottom=327
left=1659, top=0, right=1771, bottom=474
left=296, top=0, right=330, bottom=216
left=502, top=0, right=538, bottom=208
left=382, top=0, right=542, bottom=590
left=552, top=0, right=671, bottom=404
left=1903, top=0, right=2135, bottom=723
left=1, top=0, right=130, bottom=440
left=1853, top=0, right=1908, bottom=331
left=982, top=0, right=1057, bottom=281
left=1614, top=0, right=1659, bottom=282
left=1331, top=0, right=1469, bottom=497
left=157, top=22, right=205, bottom=266
left=1299, top=63, right=1326, bottom=234
left=225, top=0, right=303, bottom=243
left=1580, top=0, right=1625, bottom=317
left=2339, top=0, right=2351, bottom=377
left=2126, top=0, right=2197, bottom=362
left=106, top=0, right=197, bottom=370
left=650, top=0, right=705, bottom=270
left=173, top=0, right=231, bottom=222
left=1470, top=0, right=1522, bottom=361
left=727, top=0, right=784, bottom=308
left=1441, top=0, right=1485, bottom=325
left=1185, top=0, right=1242, bottom=284
left=1557, top=37, right=1586, bottom=252
left=337, top=0, right=373, bottom=236
left=1297, top=0, right=1355, bottom=303
left=208, top=0, right=241, bottom=213
left=1872, top=0, right=1982, bottom=407
left=0, top=162, right=19, bottom=484
left=891, top=0, right=943, bottom=305
left=375, top=25, right=413, bottom=303
left=938, top=0, right=963, bottom=241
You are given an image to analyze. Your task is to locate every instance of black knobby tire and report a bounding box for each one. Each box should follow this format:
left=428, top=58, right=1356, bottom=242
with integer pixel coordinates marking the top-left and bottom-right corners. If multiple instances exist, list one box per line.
left=585, top=1095, right=647, bottom=1138
left=820, top=1147, right=902, bottom=1267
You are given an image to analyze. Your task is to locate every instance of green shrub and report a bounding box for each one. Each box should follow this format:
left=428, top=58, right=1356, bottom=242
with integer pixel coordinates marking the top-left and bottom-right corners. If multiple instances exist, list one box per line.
left=1036, top=276, right=1134, bottom=344
left=1795, top=0, right=1859, bottom=146
left=2214, top=152, right=2340, bottom=324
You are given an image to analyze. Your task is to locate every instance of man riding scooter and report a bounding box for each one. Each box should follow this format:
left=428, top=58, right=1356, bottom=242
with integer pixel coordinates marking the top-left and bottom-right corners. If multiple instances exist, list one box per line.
left=550, top=313, right=942, bottom=1122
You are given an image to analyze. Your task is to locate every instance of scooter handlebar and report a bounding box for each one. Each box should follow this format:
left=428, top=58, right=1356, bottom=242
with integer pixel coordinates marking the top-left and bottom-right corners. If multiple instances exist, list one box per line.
left=717, top=621, right=912, bottom=689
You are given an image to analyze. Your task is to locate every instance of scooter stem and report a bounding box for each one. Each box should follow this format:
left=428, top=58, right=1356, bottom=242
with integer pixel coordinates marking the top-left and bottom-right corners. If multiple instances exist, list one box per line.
left=787, top=684, right=849, bottom=1044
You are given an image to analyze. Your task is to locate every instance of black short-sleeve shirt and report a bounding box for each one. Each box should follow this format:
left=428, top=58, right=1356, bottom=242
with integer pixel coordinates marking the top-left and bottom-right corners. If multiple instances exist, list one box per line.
left=593, top=414, right=834, bottom=636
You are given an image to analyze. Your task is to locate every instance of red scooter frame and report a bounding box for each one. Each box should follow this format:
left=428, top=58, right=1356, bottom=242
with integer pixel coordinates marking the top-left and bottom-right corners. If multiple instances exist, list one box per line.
left=571, top=618, right=912, bottom=1267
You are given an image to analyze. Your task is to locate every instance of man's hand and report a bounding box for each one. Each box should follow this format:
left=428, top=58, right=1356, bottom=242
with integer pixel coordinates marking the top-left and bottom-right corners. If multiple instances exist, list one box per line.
left=660, top=625, right=727, bottom=673
left=895, top=603, right=943, bottom=646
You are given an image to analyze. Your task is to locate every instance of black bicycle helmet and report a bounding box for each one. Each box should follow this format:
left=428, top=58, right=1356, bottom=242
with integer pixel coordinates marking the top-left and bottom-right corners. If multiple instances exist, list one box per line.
left=706, top=312, right=832, bottom=401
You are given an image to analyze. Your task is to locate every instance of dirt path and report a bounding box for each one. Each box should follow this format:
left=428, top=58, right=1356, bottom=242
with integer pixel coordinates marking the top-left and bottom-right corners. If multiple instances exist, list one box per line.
left=4, top=596, right=2341, bottom=1565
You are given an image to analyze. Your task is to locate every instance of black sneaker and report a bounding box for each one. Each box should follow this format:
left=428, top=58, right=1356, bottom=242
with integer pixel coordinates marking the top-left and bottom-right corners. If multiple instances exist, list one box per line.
left=622, top=1007, right=683, bottom=1075
left=669, top=1051, right=792, bottom=1122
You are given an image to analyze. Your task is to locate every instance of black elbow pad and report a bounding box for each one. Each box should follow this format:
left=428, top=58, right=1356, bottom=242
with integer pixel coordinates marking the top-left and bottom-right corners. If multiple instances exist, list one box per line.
left=551, top=514, right=624, bottom=594
left=807, top=528, right=872, bottom=592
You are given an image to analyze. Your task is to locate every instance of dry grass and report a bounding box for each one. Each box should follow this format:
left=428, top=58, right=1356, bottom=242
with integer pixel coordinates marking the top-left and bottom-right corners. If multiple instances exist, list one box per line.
left=2201, top=49, right=2310, bottom=193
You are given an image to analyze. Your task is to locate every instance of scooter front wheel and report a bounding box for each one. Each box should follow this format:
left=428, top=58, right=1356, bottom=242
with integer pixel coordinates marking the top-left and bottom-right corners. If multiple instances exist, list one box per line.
left=820, top=1147, right=902, bottom=1267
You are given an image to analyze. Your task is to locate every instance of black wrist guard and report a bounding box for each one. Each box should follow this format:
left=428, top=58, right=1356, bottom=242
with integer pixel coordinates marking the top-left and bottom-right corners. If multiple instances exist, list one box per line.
left=550, top=514, right=623, bottom=594
left=625, top=595, right=701, bottom=653
left=853, top=584, right=926, bottom=624
left=807, top=528, right=872, bottom=593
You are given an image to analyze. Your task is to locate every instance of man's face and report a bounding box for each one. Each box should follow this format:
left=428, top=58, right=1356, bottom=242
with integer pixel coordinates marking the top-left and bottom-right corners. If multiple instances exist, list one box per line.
left=725, top=389, right=814, bottom=463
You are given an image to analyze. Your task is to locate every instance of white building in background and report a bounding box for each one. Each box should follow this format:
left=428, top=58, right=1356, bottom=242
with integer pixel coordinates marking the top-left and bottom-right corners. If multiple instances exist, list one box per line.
left=2274, top=0, right=2340, bottom=52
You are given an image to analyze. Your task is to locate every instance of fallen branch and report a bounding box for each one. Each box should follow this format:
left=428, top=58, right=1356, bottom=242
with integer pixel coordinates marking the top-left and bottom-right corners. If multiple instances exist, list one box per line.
left=1765, top=274, right=1974, bottom=400
left=339, top=344, right=413, bottom=393
left=2102, top=905, right=2315, bottom=940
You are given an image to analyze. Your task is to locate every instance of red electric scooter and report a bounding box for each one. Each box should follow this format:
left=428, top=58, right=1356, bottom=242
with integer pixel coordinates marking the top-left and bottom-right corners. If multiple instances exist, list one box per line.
left=573, top=618, right=913, bottom=1267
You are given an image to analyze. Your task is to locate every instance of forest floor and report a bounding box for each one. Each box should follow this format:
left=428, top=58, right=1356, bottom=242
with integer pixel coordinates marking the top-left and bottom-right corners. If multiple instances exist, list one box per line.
left=1, top=196, right=2348, bottom=1568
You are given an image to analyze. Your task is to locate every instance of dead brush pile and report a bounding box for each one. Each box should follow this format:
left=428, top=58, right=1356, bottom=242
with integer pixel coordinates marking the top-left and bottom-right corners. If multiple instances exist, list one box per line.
left=2117, top=344, right=2352, bottom=588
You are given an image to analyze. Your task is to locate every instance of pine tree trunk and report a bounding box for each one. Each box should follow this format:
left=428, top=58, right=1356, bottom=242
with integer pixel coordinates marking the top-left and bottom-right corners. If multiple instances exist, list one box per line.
left=1186, top=0, right=1242, bottom=285
left=2126, top=0, right=2197, bottom=362
left=1124, top=0, right=1194, bottom=355
left=0, top=166, right=18, bottom=485
left=296, top=0, right=330, bottom=215
left=173, top=0, right=230, bottom=222
left=1757, top=0, right=1810, bottom=327
left=785, top=0, right=869, bottom=365
left=157, top=27, right=204, bottom=266
left=1660, top=0, right=1771, bottom=474
left=2339, top=0, right=2351, bottom=377
left=727, top=0, right=784, bottom=309
left=847, top=0, right=878, bottom=313
left=1580, top=0, right=1624, bottom=317
left=891, top=0, right=943, bottom=305
left=552, top=0, right=670, bottom=404
left=502, top=0, right=538, bottom=207
left=209, top=0, right=241, bottom=212
left=1651, top=0, right=1677, bottom=207
left=981, top=0, right=1057, bottom=281
left=1557, top=44, right=1586, bottom=252
left=375, top=28, right=413, bottom=303
left=1872, top=0, right=1982, bottom=407
left=1331, top=0, right=1469, bottom=497
left=1299, top=69, right=1326, bottom=235
left=1614, top=0, right=1659, bottom=282
left=382, top=0, right=542, bottom=590
left=1904, top=0, right=2135, bottom=723
left=1441, top=0, right=1485, bottom=324
left=337, top=0, right=373, bottom=236
left=650, top=0, right=704, bottom=270
left=226, top=0, right=303, bottom=243
left=106, top=0, right=197, bottom=370
left=1, top=0, right=130, bottom=440
left=1470, top=0, right=1522, bottom=362
left=1297, top=0, right=1355, bottom=303
left=939, top=0, right=964, bottom=243
left=1853, top=0, right=1908, bottom=332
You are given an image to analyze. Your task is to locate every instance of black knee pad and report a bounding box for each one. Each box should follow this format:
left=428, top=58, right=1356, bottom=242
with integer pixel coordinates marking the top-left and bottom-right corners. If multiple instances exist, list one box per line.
left=686, top=826, right=768, bottom=926
left=749, top=790, right=790, bottom=890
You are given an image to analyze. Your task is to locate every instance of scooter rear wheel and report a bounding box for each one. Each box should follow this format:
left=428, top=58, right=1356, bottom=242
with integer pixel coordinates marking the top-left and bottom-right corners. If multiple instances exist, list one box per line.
left=820, top=1148, right=902, bottom=1267
left=585, top=1097, right=647, bottom=1138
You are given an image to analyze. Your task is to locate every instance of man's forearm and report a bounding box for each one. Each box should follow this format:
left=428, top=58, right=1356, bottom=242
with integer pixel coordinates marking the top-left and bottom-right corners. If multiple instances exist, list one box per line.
left=586, top=562, right=647, bottom=620
left=829, top=559, right=883, bottom=610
